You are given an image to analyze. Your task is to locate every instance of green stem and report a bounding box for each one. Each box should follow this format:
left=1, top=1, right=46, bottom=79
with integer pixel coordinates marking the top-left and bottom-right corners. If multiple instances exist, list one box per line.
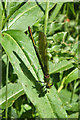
left=6, top=55, right=9, bottom=119
left=5, top=1, right=9, bottom=119
left=58, top=78, right=65, bottom=93
left=70, top=80, right=76, bottom=103
left=44, top=0, right=49, bottom=35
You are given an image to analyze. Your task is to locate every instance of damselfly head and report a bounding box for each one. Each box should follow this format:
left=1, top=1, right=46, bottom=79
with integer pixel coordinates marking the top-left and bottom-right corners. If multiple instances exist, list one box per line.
left=46, top=83, right=53, bottom=89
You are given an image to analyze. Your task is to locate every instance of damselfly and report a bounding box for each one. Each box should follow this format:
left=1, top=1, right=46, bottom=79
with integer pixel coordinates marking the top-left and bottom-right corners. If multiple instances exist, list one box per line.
left=28, top=26, right=53, bottom=89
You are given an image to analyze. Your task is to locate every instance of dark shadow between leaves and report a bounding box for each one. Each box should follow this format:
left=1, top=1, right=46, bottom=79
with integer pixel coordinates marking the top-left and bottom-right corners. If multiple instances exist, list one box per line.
left=35, top=0, right=45, bottom=14
left=13, top=51, right=47, bottom=97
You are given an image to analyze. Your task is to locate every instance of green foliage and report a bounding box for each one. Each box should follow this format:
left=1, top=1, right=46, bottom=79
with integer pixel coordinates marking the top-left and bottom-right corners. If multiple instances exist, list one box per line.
left=0, top=3, right=2, bottom=31
left=49, top=3, right=63, bottom=22
left=0, top=1, right=79, bottom=119
left=0, top=83, right=24, bottom=109
left=1, top=30, right=67, bottom=118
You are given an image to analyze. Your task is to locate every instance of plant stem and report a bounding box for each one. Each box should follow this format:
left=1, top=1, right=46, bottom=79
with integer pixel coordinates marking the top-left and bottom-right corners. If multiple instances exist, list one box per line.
left=70, top=80, right=76, bottom=103
left=5, top=1, right=9, bottom=119
left=58, top=78, right=65, bottom=93
left=6, top=52, right=8, bottom=116
left=44, top=0, right=49, bottom=35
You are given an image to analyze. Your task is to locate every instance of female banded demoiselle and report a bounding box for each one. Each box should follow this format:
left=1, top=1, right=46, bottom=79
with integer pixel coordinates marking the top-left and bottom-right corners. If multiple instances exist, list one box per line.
left=28, top=26, right=53, bottom=89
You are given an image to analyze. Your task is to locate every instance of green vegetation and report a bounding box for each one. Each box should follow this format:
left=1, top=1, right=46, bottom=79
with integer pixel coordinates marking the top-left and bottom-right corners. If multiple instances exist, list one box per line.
left=0, top=1, right=80, bottom=119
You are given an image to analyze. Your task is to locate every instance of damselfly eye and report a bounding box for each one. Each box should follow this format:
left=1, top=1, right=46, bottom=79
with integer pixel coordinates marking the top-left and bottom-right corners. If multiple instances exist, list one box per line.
left=44, top=74, right=49, bottom=78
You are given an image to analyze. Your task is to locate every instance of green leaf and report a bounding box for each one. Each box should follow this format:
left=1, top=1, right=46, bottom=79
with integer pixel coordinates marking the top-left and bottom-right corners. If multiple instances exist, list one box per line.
left=0, top=33, right=3, bottom=43
left=48, top=22, right=64, bottom=35
left=53, top=32, right=67, bottom=43
left=65, top=102, right=79, bottom=112
left=1, top=30, right=56, bottom=118
left=49, top=60, right=74, bottom=74
left=67, top=35, right=75, bottom=43
left=58, top=68, right=79, bottom=92
left=71, top=42, right=78, bottom=53
left=38, top=0, right=79, bottom=2
left=47, top=87, right=68, bottom=118
left=0, top=2, right=2, bottom=31
left=58, top=89, right=78, bottom=112
left=49, top=0, right=79, bottom=2
left=0, top=109, right=4, bottom=118
left=68, top=112, right=79, bottom=118
left=48, top=45, right=61, bottom=53
left=8, top=107, right=18, bottom=118
left=2, top=2, right=53, bottom=32
left=49, top=3, right=63, bottom=22
left=68, top=3, right=75, bottom=16
left=0, top=83, right=24, bottom=109
left=3, top=30, right=43, bottom=81
left=59, top=89, right=78, bottom=103
left=2, top=2, right=26, bottom=30
left=64, top=68, right=79, bottom=84
left=1, top=30, right=68, bottom=118
left=1, top=54, right=7, bottom=65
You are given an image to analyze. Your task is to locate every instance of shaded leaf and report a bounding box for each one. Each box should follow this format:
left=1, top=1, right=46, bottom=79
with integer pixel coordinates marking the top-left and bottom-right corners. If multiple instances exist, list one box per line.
left=0, top=83, right=24, bottom=109
left=1, top=30, right=68, bottom=118
left=68, top=112, right=79, bottom=118
left=58, top=89, right=78, bottom=103
left=47, top=86, right=68, bottom=118
left=49, top=60, right=74, bottom=74
left=1, top=30, right=56, bottom=118
left=49, top=3, right=63, bottom=22
left=64, top=68, right=79, bottom=84
left=58, top=89, right=78, bottom=112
